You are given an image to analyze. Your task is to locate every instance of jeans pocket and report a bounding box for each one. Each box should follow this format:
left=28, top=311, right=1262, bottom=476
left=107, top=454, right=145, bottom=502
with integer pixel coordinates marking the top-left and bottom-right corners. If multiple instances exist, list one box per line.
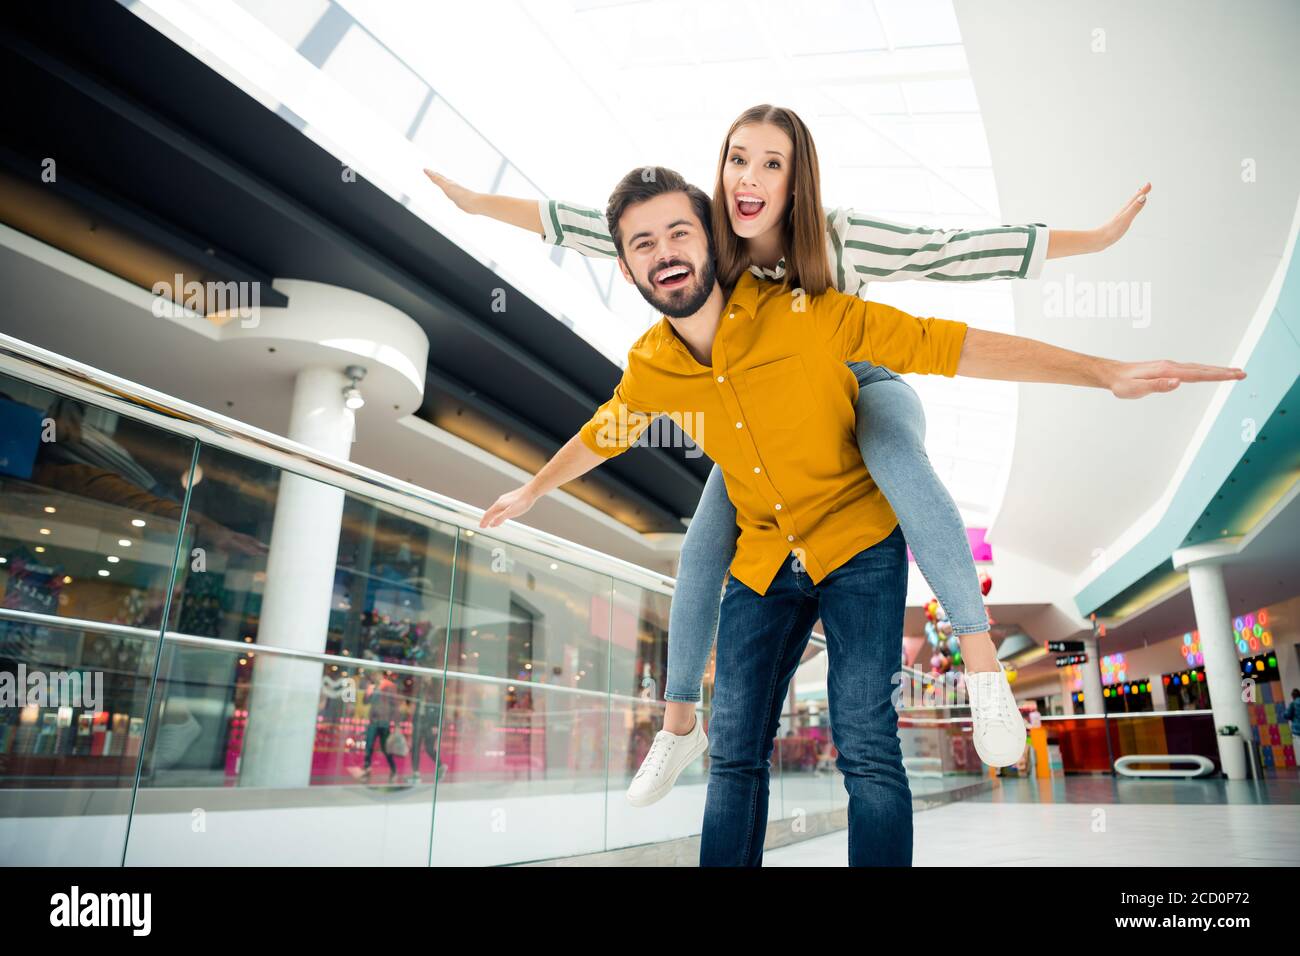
left=847, top=360, right=901, bottom=387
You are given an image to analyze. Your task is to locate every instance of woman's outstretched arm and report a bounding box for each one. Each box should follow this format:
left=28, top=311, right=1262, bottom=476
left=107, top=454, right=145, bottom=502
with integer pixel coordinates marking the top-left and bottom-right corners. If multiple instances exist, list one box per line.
left=423, top=169, right=544, bottom=234
left=830, top=183, right=1150, bottom=291
left=423, top=169, right=617, bottom=259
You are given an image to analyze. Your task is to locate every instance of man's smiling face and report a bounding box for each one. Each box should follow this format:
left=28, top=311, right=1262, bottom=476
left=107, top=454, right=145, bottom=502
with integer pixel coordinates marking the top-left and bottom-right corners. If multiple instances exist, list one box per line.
left=616, top=190, right=716, bottom=318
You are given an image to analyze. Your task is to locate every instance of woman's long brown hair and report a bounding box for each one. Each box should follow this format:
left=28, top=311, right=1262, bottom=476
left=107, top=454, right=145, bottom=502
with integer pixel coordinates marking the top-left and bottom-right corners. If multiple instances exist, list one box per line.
left=711, top=104, right=834, bottom=296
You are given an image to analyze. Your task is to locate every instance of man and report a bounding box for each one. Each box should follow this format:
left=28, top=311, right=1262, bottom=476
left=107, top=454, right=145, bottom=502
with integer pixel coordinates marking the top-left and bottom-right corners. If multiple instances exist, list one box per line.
left=479, top=167, right=1245, bottom=866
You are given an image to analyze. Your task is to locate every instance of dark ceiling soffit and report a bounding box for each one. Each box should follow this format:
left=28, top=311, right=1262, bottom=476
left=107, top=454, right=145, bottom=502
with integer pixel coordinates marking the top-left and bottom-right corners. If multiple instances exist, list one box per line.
left=0, top=3, right=708, bottom=518
left=0, top=21, right=616, bottom=424
left=0, top=144, right=291, bottom=310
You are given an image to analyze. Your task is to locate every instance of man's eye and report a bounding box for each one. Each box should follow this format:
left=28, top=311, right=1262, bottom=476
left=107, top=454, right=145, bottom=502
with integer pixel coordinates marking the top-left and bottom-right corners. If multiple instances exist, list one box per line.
left=673, top=230, right=687, bottom=238
left=636, top=242, right=651, bottom=250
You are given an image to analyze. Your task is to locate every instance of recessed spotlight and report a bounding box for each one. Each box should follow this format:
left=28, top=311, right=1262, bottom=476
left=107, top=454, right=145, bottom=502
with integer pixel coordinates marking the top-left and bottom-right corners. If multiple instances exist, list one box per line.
left=132, top=519, right=146, bottom=528
left=106, top=556, right=120, bottom=564
left=39, top=528, right=51, bottom=535
left=118, top=539, right=131, bottom=547
left=97, top=569, right=109, bottom=577
left=43, top=506, right=56, bottom=514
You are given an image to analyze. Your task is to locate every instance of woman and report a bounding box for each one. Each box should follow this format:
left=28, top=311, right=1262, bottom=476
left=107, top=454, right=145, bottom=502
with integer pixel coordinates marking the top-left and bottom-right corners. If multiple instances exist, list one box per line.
left=424, top=104, right=1149, bottom=802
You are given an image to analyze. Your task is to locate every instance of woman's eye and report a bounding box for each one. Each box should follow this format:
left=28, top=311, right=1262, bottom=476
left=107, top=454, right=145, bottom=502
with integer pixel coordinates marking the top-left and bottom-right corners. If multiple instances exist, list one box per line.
left=730, top=155, right=744, bottom=165
left=766, top=161, right=781, bottom=169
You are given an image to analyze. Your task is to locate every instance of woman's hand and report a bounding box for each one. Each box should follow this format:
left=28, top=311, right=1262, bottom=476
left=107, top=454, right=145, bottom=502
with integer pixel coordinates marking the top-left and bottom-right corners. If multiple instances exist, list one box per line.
left=424, top=169, right=480, bottom=215
left=1046, top=183, right=1151, bottom=259
left=1092, top=183, right=1151, bottom=252
left=480, top=485, right=538, bottom=529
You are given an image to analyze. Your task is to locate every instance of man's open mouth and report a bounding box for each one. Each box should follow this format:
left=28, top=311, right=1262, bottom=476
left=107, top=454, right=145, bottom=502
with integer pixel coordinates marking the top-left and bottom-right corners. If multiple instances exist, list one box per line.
left=734, top=193, right=766, bottom=220
left=653, top=264, right=693, bottom=289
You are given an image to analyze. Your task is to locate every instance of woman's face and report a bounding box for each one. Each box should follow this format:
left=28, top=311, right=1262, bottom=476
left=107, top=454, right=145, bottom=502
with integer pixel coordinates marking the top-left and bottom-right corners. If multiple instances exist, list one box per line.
left=721, top=122, right=794, bottom=240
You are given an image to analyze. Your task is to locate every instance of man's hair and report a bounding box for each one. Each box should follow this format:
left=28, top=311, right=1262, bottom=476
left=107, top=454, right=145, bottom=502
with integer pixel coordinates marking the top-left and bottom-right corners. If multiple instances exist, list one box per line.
left=606, top=166, right=714, bottom=261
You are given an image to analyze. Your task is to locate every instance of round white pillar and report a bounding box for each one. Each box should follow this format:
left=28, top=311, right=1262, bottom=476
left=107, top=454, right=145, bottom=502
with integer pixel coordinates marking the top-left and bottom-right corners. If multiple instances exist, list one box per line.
left=1173, top=539, right=1249, bottom=780
left=1080, top=635, right=1105, bottom=716
left=223, top=282, right=427, bottom=788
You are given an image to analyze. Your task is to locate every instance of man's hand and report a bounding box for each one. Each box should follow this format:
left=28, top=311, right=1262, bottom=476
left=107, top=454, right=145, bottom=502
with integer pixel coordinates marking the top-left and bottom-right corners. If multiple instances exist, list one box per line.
left=480, top=486, right=538, bottom=529
left=1105, top=359, right=1245, bottom=399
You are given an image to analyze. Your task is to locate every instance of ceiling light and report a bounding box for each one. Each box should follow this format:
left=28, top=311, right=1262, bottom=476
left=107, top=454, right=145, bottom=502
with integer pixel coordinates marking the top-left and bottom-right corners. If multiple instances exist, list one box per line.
left=343, top=364, right=367, bottom=410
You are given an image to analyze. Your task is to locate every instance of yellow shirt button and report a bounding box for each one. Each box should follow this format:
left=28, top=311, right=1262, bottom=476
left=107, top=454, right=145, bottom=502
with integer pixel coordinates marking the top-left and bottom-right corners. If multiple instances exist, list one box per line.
left=753, top=467, right=761, bottom=474
left=735, top=421, right=743, bottom=429
left=787, top=535, right=795, bottom=542
left=774, top=504, right=782, bottom=510
left=717, top=376, right=725, bottom=383
left=728, top=313, right=735, bottom=319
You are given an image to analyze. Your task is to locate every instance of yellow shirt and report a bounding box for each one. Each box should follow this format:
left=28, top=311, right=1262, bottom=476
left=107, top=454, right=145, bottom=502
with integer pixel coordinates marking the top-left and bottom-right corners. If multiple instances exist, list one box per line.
left=578, top=271, right=969, bottom=596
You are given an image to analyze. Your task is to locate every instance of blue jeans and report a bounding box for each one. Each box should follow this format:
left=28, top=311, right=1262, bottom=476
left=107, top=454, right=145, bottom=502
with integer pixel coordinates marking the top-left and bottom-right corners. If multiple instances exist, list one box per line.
left=699, top=524, right=913, bottom=867
left=364, top=722, right=396, bottom=774
left=664, top=361, right=991, bottom=703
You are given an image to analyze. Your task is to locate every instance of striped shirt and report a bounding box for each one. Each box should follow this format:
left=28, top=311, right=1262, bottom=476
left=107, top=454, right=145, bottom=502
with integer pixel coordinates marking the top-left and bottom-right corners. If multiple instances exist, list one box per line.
left=538, top=200, right=1049, bottom=292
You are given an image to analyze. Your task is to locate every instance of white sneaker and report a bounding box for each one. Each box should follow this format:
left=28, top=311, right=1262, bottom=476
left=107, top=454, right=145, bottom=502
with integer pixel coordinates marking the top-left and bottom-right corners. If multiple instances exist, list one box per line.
left=965, top=661, right=1028, bottom=767
left=626, top=715, right=709, bottom=808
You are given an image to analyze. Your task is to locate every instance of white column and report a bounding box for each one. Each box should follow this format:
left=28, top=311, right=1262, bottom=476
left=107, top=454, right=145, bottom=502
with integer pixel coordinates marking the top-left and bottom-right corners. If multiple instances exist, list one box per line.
left=1150, top=669, right=1168, bottom=710
left=1174, top=539, right=1249, bottom=780
left=239, top=367, right=352, bottom=787
left=1079, top=635, right=1105, bottom=715
left=220, top=281, right=428, bottom=788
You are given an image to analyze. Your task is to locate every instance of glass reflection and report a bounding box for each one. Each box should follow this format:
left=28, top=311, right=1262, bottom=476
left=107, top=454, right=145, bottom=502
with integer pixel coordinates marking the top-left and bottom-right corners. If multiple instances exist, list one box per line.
left=0, top=374, right=197, bottom=628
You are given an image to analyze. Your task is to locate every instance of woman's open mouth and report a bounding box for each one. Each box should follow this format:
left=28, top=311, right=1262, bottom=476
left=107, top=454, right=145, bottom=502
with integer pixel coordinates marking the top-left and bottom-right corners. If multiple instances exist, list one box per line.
left=734, top=192, right=766, bottom=221
left=653, top=264, right=693, bottom=289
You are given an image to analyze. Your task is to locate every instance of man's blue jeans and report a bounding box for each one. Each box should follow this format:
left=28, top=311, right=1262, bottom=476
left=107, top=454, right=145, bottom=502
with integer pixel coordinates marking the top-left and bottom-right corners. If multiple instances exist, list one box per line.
left=699, top=524, right=913, bottom=867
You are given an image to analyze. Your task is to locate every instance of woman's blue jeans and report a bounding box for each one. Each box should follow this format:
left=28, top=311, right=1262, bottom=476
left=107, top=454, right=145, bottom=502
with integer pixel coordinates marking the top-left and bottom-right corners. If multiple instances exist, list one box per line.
left=664, top=361, right=991, bottom=703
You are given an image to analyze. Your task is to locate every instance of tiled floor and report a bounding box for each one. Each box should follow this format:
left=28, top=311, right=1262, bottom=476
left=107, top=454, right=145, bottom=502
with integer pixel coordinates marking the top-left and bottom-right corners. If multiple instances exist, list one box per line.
left=764, top=777, right=1300, bottom=866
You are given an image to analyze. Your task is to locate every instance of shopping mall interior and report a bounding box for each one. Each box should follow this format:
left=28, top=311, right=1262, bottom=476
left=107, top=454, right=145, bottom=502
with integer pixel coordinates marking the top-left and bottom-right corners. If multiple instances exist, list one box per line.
left=0, top=0, right=1297, bottom=867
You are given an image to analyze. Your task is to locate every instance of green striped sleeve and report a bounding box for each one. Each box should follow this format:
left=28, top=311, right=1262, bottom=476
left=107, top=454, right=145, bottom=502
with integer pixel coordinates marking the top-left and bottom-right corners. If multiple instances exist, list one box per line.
left=834, top=209, right=1049, bottom=285
left=538, top=199, right=618, bottom=260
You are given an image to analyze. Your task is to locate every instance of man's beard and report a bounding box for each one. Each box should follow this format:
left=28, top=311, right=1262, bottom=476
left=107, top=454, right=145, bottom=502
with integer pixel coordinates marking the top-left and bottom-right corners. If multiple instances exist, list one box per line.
left=632, top=257, right=716, bottom=318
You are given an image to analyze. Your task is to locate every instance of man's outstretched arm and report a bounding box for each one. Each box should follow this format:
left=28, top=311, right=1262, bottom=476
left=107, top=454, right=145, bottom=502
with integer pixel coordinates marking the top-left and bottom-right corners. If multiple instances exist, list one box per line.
left=479, top=434, right=605, bottom=529
left=479, top=375, right=654, bottom=529
left=957, top=328, right=1246, bottom=398
left=815, top=293, right=1245, bottom=397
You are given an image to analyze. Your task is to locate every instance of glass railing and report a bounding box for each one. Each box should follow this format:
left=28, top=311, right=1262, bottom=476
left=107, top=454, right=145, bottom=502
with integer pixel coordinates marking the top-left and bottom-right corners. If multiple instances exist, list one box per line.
left=0, top=332, right=998, bottom=865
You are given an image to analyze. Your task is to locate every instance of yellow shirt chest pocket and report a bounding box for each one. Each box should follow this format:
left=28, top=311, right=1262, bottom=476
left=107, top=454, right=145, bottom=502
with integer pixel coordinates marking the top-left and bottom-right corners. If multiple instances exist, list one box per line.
left=734, top=354, right=814, bottom=433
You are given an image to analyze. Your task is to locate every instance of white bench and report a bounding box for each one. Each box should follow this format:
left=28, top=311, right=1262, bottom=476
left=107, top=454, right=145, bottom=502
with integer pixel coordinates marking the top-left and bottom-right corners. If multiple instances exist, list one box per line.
left=1113, top=754, right=1216, bottom=778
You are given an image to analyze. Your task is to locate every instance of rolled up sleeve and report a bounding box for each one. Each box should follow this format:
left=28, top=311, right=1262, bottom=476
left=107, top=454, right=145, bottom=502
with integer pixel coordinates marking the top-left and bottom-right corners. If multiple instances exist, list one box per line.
left=577, top=377, right=656, bottom=459
left=814, top=289, right=968, bottom=377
